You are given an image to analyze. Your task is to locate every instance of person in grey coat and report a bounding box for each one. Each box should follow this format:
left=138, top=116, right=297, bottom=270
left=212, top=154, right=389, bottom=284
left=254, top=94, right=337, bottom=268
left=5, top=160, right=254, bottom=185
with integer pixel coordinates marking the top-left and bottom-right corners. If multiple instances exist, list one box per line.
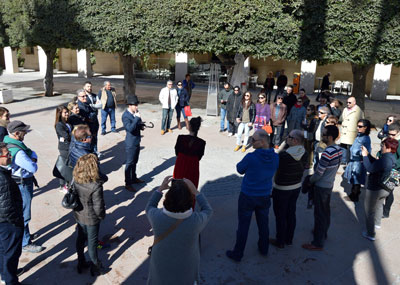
left=218, top=82, right=233, bottom=133
left=286, top=97, right=306, bottom=133
left=146, top=176, right=213, bottom=285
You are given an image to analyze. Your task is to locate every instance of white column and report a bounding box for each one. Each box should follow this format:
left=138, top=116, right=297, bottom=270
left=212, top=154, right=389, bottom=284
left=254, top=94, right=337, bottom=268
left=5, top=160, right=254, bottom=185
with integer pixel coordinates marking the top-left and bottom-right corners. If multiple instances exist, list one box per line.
left=37, top=46, right=47, bottom=76
left=3, top=47, right=19, bottom=74
left=300, top=60, right=317, bottom=95
left=175, top=52, right=188, bottom=82
left=77, top=49, right=92, bottom=78
left=370, top=63, right=392, bottom=101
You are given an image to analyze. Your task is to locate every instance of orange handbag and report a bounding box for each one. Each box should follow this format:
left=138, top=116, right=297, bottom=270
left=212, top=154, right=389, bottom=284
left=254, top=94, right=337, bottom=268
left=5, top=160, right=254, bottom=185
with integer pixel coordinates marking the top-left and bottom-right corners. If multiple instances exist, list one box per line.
left=262, top=124, right=273, bottom=134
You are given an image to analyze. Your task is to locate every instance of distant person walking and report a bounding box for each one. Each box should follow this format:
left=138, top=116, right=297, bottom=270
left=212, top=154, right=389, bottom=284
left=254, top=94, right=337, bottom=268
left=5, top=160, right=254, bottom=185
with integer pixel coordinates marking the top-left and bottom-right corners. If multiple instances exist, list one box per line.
left=182, top=74, right=195, bottom=102
left=226, top=130, right=279, bottom=261
left=321, top=72, right=331, bottom=91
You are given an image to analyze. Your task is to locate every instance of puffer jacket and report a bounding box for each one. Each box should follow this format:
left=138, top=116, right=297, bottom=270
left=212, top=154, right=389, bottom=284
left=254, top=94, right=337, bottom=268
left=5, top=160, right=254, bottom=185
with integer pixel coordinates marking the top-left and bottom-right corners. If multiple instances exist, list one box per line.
left=73, top=181, right=105, bottom=226
left=68, top=137, right=93, bottom=168
left=0, top=167, right=23, bottom=227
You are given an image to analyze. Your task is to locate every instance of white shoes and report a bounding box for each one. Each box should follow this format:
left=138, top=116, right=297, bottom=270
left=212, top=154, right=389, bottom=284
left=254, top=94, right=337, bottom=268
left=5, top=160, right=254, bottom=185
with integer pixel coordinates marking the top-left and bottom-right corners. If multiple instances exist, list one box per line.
left=228, top=133, right=233, bottom=137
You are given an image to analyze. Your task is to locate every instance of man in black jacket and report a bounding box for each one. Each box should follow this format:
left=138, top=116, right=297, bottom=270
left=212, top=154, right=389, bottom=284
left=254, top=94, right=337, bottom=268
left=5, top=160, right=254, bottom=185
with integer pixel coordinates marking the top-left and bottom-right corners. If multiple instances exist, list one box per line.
left=0, top=142, right=24, bottom=285
left=271, top=130, right=308, bottom=248
left=122, top=95, right=144, bottom=192
left=77, top=89, right=99, bottom=154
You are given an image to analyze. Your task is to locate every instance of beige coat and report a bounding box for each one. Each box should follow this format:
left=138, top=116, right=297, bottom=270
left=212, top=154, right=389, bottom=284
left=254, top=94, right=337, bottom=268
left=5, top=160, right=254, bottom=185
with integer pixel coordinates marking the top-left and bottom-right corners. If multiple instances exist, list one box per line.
left=340, top=105, right=364, bottom=145
left=100, top=88, right=118, bottom=109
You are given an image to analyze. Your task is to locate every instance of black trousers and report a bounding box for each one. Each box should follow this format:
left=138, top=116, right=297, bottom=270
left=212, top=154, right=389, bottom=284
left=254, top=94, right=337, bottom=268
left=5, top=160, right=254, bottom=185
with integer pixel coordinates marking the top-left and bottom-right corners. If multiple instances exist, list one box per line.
left=125, top=145, right=140, bottom=185
left=272, top=188, right=300, bottom=246
left=312, top=186, right=332, bottom=248
left=0, top=222, right=23, bottom=285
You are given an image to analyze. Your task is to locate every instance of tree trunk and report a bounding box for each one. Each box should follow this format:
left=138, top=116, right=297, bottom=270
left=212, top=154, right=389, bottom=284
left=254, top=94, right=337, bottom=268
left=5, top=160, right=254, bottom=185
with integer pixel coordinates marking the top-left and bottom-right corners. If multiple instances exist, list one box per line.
left=43, top=48, right=55, bottom=97
left=120, top=53, right=136, bottom=102
left=351, top=63, right=373, bottom=111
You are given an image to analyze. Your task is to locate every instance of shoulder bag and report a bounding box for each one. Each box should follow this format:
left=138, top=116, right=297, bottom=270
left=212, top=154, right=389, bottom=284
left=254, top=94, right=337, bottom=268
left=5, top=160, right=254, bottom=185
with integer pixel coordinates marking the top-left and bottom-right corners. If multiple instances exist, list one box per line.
left=62, top=181, right=81, bottom=210
left=380, top=169, right=400, bottom=192
left=147, top=219, right=183, bottom=256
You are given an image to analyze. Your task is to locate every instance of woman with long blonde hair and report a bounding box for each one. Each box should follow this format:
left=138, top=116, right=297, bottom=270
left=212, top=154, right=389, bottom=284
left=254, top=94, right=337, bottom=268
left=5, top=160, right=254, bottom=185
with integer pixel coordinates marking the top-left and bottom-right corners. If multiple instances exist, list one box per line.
left=73, top=153, right=106, bottom=276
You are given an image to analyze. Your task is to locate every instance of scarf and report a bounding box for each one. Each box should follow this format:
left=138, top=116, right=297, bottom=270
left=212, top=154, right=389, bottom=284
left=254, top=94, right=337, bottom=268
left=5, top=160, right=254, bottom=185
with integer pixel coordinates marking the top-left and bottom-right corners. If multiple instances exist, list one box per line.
left=286, top=145, right=306, bottom=161
left=162, top=208, right=193, bottom=219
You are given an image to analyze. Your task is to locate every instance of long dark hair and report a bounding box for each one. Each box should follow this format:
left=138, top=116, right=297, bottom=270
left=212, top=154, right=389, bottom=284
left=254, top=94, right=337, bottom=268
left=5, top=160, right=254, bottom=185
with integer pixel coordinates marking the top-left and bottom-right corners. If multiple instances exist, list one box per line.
left=358, top=119, right=371, bottom=136
left=241, top=91, right=252, bottom=109
left=54, top=105, right=69, bottom=129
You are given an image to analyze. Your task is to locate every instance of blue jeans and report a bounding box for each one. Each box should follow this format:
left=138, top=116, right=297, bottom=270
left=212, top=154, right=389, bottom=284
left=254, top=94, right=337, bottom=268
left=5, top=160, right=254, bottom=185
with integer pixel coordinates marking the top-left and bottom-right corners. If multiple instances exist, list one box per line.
left=18, top=181, right=33, bottom=247
left=101, top=107, right=116, bottom=133
left=76, top=222, right=100, bottom=265
left=161, top=108, right=174, bottom=131
left=272, top=188, right=300, bottom=245
left=272, top=125, right=284, bottom=146
left=236, top=123, right=251, bottom=146
left=125, top=145, right=140, bottom=185
left=220, top=108, right=230, bottom=132
left=232, top=192, right=271, bottom=259
left=175, top=105, right=187, bottom=120
left=0, top=222, right=23, bottom=285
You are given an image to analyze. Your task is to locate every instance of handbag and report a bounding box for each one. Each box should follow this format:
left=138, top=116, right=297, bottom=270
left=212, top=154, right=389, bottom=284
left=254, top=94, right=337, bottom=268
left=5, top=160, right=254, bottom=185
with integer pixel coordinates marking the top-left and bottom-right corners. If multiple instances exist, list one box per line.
left=147, top=219, right=183, bottom=256
left=61, top=182, right=80, bottom=210
left=380, top=169, right=400, bottom=192
left=184, top=105, right=192, bottom=117
left=53, top=155, right=73, bottom=183
left=262, top=124, right=273, bottom=134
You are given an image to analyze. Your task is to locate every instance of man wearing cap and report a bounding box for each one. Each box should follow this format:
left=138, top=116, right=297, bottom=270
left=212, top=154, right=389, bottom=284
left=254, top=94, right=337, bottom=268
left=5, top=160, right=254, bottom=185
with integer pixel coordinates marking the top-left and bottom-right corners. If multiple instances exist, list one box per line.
left=122, top=96, right=144, bottom=192
left=3, top=121, right=44, bottom=253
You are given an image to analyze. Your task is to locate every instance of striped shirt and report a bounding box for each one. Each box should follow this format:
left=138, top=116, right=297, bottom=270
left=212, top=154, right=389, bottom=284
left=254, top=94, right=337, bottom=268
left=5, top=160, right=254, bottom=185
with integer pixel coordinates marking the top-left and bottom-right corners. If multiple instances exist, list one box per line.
left=310, top=144, right=342, bottom=188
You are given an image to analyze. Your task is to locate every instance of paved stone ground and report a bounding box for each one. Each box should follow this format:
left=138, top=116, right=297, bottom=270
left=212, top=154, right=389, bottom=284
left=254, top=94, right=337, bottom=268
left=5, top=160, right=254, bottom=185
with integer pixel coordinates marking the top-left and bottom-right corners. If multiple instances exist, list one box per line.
left=0, top=72, right=400, bottom=284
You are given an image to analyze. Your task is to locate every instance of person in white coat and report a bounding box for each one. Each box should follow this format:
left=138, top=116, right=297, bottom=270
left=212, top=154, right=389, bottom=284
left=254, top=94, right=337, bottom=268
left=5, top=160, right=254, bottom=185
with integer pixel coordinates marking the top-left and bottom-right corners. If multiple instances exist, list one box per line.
left=159, top=80, right=178, bottom=135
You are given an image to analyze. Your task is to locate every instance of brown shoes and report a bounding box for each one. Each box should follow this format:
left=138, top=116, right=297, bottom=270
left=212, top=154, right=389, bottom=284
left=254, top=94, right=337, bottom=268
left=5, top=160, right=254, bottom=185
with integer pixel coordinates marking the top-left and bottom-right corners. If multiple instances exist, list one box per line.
left=125, top=185, right=137, bottom=192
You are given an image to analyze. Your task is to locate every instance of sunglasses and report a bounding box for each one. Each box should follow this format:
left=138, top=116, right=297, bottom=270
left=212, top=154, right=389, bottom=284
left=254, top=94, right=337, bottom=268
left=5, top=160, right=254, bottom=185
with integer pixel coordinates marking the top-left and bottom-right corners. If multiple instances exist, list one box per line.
left=357, top=125, right=365, bottom=128
left=79, top=95, right=87, bottom=98
left=319, top=111, right=325, bottom=114
left=177, top=84, right=182, bottom=86
left=259, top=97, right=265, bottom=99
left=388, top=132, right=397, bottom=137
left=387, top=119, right=393, bottom=122
left=307, top=109, right=311, bottom=111
left=287, top=135, right=295, bottom=139
left=346, top=102, right=352, bottom=104
left=277, top=97, right=283, bottom=100
left=234, top=90, right=239, bottom=91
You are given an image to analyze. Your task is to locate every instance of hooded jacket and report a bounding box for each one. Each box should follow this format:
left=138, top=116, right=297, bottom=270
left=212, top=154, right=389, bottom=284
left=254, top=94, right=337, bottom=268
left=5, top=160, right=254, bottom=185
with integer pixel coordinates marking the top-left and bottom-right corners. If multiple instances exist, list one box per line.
left=274, top=145, right=308, bottom=190
left=237, top=148, right=279, bottom=196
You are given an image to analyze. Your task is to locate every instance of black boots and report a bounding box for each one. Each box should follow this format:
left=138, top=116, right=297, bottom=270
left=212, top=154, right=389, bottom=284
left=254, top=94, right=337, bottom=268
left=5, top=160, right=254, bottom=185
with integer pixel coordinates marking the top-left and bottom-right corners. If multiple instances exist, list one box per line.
left=77, top=260, right=90, bottom=274
left=90, top=262, right=106, bottom=276
left=348, top=184, right=361, bottom=202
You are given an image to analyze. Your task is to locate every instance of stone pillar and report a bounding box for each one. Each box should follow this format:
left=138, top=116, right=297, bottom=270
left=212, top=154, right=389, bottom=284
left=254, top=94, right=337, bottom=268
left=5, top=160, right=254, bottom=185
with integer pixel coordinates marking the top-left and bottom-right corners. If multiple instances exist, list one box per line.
left=77, top=49, right=93, bottom=78
left=38, top=46, right=47, bottom=76
left=300, top=60, right=317, bottom=95
left=3, top=47, right=19, bottom=74
left=370, top=63, right=392, bottom=101
left=175, top=52, right=188, bottom=82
